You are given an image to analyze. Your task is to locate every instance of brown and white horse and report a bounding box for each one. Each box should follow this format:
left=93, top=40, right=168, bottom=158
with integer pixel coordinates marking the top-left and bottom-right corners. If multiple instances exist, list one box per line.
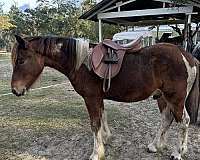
left=11, top=35, right=197, bottom=160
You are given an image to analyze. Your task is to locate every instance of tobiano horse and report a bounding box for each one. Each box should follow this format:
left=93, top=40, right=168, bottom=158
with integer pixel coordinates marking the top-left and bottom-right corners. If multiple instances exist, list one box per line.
left=11, top=35, right=198, bottom=160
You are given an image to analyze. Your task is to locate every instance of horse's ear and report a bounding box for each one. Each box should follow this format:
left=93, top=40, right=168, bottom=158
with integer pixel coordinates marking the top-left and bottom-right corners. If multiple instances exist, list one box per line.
left=15, top=35, right=28, bottom=49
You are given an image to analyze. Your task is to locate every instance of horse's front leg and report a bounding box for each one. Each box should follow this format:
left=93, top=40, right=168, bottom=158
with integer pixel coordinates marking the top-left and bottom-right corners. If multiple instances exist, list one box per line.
left=101, top=107, right=112, bottom=144
left=84, top=97, right=105, bottom=160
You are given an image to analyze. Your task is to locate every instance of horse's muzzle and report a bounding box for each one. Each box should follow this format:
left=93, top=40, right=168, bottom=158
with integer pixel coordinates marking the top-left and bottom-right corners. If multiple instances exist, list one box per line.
left=12, top=88, right=26, bottom=96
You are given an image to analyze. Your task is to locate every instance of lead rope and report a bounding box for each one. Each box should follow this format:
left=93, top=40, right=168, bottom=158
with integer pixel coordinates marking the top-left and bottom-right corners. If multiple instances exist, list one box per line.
left=103, top=63, right=112, bottom=92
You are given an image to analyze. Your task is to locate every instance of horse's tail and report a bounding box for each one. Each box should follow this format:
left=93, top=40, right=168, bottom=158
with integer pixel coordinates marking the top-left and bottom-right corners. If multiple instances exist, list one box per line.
left=185, top=58, right=200, bottom=124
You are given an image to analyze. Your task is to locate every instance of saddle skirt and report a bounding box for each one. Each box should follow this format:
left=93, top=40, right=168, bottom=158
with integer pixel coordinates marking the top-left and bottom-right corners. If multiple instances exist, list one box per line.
left=91, top=38, right=142, bottom=79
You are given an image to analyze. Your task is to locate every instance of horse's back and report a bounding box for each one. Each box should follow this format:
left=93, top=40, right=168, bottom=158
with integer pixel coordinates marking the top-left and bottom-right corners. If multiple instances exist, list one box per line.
left=105, top=43, right=196, bottom=102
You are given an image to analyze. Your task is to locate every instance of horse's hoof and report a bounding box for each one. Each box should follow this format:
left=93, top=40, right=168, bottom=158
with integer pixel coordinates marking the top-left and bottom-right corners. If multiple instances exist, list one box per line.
left=89, top=156, right=105, bottom=160
left=161, top=143, right=168, bottom=150
left=170, top=152, right=182, bottom=160
left=170, top=156, right=182, bottom=160
left=103, top=134, right=112, bottom=145
left=147, top=143, right=157, bottom=153
left=89, top=154, right=98, bottom=160
left=89, top=153, right=105, bottom=160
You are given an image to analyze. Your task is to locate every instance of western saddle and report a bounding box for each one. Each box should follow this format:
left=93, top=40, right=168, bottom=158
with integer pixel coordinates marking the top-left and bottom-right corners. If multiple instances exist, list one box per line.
left=91, top=37, right=142, bottom=92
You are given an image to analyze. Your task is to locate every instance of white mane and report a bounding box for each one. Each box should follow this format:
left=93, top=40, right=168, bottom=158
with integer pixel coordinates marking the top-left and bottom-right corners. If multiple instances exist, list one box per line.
left=75, top=39, right=90, bottom=70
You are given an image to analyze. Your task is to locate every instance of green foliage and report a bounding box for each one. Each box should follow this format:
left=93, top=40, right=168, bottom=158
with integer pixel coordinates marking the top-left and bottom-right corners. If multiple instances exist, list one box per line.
left=0, top=15, right=15, bottom=30
left=9, top=6, right=27, bottom=34
left=78, top=0, right=122, bottom=42
left=0, top=4, right=15, bottom=50
left=0, top=38, right=6, bottom=48
left=9, top=0, right=80, bottom=36
left=0, top=0, right=123, bottom=51
left=0, top=3, right=15, bottom=30
left=102, top=23, right=121, bottom=39
left=0, top=2, right=3, bottom=14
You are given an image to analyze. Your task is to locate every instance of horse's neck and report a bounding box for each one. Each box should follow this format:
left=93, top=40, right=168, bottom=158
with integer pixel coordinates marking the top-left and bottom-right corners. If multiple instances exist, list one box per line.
left=44, top=56, right=72, bottom=76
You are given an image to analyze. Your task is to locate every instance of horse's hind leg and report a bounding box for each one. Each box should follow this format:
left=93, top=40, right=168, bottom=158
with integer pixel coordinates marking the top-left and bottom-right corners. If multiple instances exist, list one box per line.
left=170, top=104, right=190, bottom=160
left=171, top=54, right=196, bottom=160
left=84, top=97, right=105, bottom=160
left=148, top=97, right=174, bottom=153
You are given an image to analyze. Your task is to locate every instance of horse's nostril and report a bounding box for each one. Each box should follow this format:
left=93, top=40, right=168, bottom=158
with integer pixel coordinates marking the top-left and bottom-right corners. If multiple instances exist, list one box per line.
left=12, top=88, right=17, bottom=95
left=11, top=88, right=26, bottom=96
left=22, top=89, right=25, bottom=95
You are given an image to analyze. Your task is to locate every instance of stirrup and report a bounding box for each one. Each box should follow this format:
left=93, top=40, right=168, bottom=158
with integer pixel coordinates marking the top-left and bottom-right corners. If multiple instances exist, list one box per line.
left=103, top=48, right=119, bottom=64
left=103, top=64, right=112, bottom=92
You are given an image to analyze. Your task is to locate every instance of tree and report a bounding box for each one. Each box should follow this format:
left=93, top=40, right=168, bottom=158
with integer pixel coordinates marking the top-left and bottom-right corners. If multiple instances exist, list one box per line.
left=79, top=0, right=122, bottom=42
left=0, top=15, right=15, bottom=30
left=1, top=0, right=122, bottom=51
left=0, top=4, right=16, bottom=50
left=9, top=5, right=29, bottom=35
left=0, top=3, right=15, bottom=30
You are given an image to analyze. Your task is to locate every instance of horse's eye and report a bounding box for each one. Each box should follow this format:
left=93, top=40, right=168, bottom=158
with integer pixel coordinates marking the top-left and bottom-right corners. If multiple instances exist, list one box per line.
left=17, top=59, right=25, bottom=65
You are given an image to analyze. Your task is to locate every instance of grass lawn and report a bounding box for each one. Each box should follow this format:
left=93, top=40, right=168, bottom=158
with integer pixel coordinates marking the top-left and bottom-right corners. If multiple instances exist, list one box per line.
left=0, top=55, right=85, bottom=136
left=0, top=54, right=200, bottom=160
left=0, top=85, right=89, bottom=159
left=0, top=54, right=83, bottom=159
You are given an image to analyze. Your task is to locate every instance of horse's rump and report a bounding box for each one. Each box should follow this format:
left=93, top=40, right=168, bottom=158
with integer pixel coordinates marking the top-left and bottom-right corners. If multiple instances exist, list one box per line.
left=186, top=59, right=200, bottom=123
left=156, top=52, right=200, bottom=124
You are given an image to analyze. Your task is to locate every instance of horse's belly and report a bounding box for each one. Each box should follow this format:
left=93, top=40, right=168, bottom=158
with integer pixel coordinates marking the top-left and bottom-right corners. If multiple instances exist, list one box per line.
left=105, top=86, right=155, bottom=102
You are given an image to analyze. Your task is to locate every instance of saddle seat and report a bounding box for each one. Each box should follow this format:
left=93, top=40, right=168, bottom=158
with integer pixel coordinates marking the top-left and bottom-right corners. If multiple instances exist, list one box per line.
left=91, top=37, right=142, bottom=92
left=102, top=36, right=142, bottom=52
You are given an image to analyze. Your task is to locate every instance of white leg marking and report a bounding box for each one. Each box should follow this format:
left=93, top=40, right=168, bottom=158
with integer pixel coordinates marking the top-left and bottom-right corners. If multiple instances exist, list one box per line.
left=90, top=125, right=105, bottom=160
left=181, top=107, right=190, bottom=154
left=171, top=107, right=190, bottom=160
left=171, top=54, right=196, bottom=160
left=148, top=105, right=173, bottom=152
left=101, top=110, right=112, bottom=144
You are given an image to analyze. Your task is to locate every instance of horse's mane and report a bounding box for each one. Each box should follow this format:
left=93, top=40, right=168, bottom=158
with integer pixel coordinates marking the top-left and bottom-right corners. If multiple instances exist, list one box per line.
left=12, top=36, right=89, bottom=71
left=26, top=36, right=76, bottom=57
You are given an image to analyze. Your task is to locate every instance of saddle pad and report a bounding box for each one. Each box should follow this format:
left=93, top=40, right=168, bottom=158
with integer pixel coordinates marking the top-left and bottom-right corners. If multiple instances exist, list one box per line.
left=91, top=42, right=125, bottom=79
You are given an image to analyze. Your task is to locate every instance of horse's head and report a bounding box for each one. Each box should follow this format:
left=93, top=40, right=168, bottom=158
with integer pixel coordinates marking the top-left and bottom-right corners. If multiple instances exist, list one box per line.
left=11, top=35, right=44, bottom=96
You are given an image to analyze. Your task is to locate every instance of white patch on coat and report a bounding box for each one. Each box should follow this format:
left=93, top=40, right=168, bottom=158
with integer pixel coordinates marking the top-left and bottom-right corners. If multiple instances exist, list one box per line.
left=181, top=55, right=196, bottom=97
